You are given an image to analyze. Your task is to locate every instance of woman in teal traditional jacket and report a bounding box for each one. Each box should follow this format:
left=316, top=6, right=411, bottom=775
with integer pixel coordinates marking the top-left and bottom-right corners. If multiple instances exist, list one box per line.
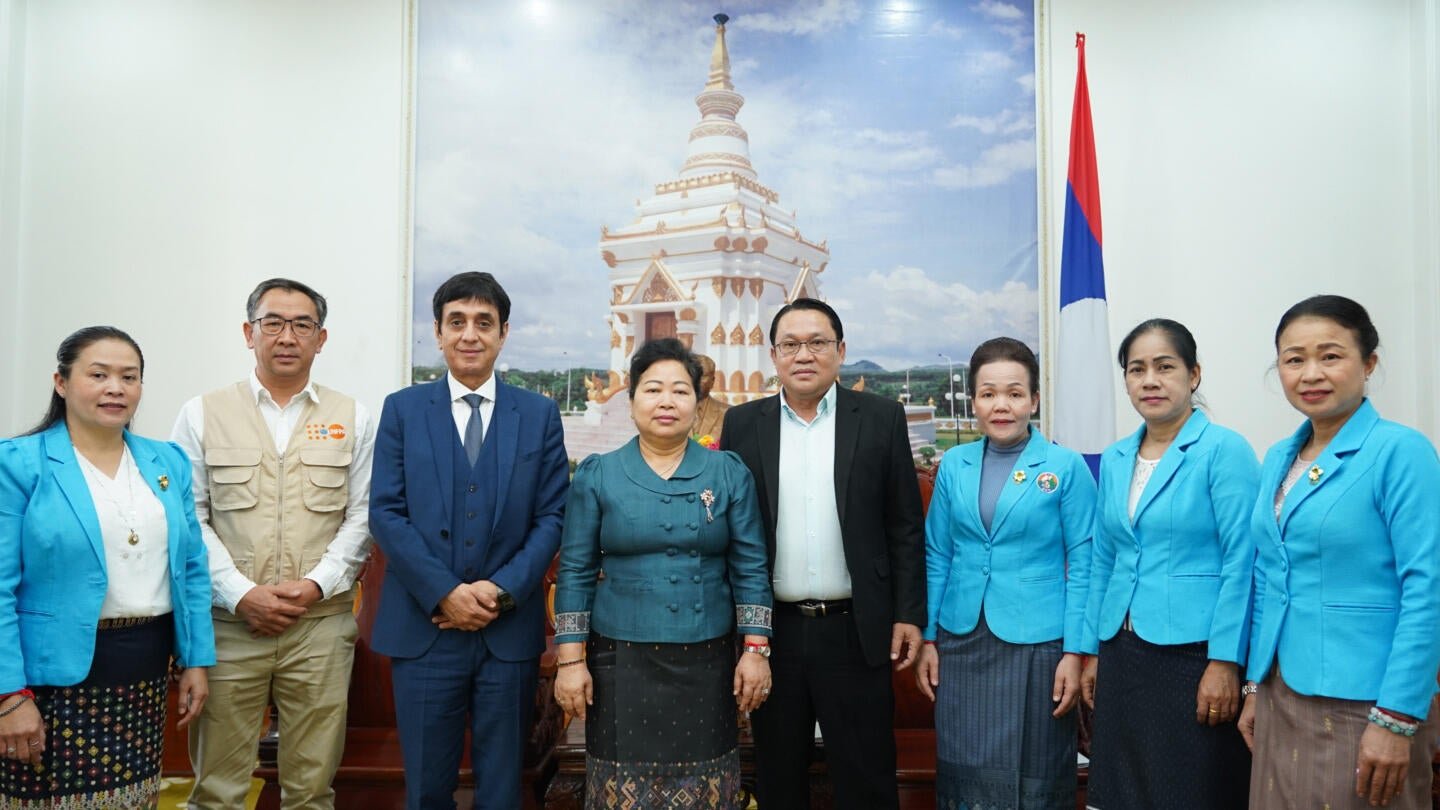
left=1240, top=296, right=1440, bottom=809
left=916, top=337, right=1095, bottom=809
left=1081, top=319, right=1257, bottom=810
left=0, top=326, right=215, bottom=808
left=553, top=338, right=772, bottom=810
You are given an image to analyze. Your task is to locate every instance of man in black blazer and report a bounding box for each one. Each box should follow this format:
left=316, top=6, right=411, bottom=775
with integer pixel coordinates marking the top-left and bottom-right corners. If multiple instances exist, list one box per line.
left=720, top=298, right=926, bottom=810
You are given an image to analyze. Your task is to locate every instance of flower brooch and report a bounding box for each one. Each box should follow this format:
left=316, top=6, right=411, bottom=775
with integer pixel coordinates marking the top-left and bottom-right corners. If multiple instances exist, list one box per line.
left=700, top=488, right=715, bottom=522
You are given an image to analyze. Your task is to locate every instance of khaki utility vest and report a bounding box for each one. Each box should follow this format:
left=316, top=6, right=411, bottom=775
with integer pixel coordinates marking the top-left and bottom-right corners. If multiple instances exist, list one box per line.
left=201, top=382, right=358, bottom=620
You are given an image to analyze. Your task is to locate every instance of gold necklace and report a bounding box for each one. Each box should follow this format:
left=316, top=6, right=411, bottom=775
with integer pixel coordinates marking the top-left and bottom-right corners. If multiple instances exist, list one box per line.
left=643, top=447, right=685, bottom=479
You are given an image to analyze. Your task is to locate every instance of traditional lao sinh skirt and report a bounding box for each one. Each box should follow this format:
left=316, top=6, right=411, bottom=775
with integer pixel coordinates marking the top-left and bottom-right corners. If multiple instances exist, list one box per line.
left=0, top=616, right=173, bottom=810
left=1085, top=627, right=1250, bottom=810
left=934, top=612, right=1077, bottom=810
left=584, top=634, right=744, bottom=810
left=1249, top=670, right=1439, bottom=810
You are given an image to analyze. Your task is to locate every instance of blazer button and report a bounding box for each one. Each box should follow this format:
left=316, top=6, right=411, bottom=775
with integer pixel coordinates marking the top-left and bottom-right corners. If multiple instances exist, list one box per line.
left=662, top=496, right=671, bottom=504
left=983, top=542, right=992, bottom=550
left=688, top=522, right=698, bottom=530
left=439, top=530, right=450, bottom=539
left=663, top=522, right=673, bottom=531
left=467, top=511, right=476, bottom=519
left=692, top=575, right=701, bottom=584
left=667, top=548, right=678, bottom=556
left=668, top=603, right=679, bottom=612
left=687, top=494, right=696, bottom=503
left=668, top=575, right=678, bottom=583
left=689, top=549, right=699, bottom=557
left=982, top=566, right=990, bottom=575
left=468, top=484, right=477, bottom=493
left=693, top=603, right=702, bottom=612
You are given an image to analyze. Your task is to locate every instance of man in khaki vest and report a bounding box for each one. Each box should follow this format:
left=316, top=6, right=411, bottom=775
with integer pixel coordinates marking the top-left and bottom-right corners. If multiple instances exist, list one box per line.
left=172, top=278, right=375, bottom=809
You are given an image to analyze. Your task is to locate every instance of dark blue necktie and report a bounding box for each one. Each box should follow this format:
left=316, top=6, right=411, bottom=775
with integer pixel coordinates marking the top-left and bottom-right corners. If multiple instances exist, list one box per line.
left=462, top=393, right=485, bottom=466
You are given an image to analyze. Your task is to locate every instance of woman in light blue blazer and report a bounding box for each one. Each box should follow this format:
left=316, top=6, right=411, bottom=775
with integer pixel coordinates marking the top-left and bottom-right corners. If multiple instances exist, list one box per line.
left=1081, top=319, right=1257, bottom=810
left=0, top=327, right=215, bottom=808
left=1239, top=296, right=1440, bottom=810
left=916, top=337, right=1095, bottom=809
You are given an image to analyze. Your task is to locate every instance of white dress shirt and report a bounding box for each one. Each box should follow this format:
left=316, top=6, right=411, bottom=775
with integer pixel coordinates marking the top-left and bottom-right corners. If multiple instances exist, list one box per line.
left=447, top=371, right=497, bottom=444
left=772, top=382, right=851, bottom=602
left=171, top=371, right=376, bottom=612
left=77, top=446, right=173, bottom=619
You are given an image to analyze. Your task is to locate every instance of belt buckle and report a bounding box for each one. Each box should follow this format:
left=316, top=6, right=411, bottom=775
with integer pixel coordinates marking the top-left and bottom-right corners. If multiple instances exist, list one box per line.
left=798, top=599, right=827, bottom=617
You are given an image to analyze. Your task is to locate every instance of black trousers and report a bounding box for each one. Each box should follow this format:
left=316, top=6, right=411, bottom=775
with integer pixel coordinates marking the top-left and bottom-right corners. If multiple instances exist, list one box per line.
left=752, top=607, right=898, bottom=810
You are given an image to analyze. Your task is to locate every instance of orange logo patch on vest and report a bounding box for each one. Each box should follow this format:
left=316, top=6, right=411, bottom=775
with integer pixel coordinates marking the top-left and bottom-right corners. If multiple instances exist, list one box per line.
left=305, top=423, right=347, bottom=440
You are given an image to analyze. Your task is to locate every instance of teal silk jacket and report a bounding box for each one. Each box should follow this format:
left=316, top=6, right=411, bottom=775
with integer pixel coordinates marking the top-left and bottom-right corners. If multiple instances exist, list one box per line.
left=553, top=438, right=772, bottom=644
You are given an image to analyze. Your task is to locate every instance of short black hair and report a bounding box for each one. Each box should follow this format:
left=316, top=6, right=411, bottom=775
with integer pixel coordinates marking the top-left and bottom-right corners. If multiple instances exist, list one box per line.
left=1274, top=294, right=1379, bottom=357
left=628, top=338, right=703, bottom=398
left=968, top=337, right=1039, bottom=396
left=1118, top=318, right=1199, bottom=373
left=432, top=272, right=511, bottom=324
left=769, top=297, right=844, bottom=344
left=247, top=278, right=328, bottom=325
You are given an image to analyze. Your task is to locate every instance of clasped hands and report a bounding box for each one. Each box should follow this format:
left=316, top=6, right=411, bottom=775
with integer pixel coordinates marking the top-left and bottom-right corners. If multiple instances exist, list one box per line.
left=433, top=580, right=503, bottom=631
left=235, top=579, right=322, bottom=638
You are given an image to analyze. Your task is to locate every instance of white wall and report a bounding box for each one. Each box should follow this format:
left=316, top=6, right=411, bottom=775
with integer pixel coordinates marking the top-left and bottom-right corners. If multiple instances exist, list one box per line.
left=1, top=0, right=1435, bottom=455
left=0, top=0, right=412, bottom=436
left=1042, top=0, right=1440, bottom=452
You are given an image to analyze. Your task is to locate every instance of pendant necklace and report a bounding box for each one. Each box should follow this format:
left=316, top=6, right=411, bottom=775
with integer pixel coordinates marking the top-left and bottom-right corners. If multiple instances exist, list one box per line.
left=81, top=447, right=141, bottom=546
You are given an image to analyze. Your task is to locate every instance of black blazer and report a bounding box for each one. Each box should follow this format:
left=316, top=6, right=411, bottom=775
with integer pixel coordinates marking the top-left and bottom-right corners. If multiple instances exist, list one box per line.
left=720, top=385, right=926, bottom=667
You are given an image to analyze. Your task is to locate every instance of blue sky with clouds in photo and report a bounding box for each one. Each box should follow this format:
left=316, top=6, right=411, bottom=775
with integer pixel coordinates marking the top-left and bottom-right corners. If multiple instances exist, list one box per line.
left=413, top=0, right=1038, bottom=371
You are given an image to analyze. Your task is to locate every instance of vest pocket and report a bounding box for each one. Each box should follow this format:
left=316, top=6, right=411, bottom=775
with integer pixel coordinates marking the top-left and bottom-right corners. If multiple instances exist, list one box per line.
left=300, top=448, right=351, bottom=513
left=206, top=448, right=261, bottom=511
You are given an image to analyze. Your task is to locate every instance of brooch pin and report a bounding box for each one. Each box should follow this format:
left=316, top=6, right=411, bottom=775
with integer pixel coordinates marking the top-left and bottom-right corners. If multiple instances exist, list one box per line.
left=157, top=474, right=170, bottom=491
left=1307, top=465, right=1323, bottom=485
left=1012, top=470, right=1027, bottom=485
left=700, top=488, right=715, bottom=522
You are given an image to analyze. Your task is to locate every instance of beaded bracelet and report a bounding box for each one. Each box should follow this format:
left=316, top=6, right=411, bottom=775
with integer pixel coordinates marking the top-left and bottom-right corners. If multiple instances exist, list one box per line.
left=1369, top=706, right=1419, bottom=737
left=556, top=658, right=587, bottom=668
left=0, top=691, right=34, bottom=719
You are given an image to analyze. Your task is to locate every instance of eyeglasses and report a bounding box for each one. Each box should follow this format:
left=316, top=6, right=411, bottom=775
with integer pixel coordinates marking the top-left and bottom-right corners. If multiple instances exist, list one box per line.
left=775, top=338, right=838, bottom=357
left=251, top=316, right=320, bottom=337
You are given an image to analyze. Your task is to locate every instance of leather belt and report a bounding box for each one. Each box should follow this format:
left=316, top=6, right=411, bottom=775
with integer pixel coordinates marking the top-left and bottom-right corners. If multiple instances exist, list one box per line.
left=98, top=614, right=165, bottom=630
left=778, top=599, right=853, bottom=618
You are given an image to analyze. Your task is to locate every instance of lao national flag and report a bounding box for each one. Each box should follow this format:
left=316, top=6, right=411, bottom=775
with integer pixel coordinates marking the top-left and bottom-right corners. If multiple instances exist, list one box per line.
left=1054, top=33, right=1114, bottom=478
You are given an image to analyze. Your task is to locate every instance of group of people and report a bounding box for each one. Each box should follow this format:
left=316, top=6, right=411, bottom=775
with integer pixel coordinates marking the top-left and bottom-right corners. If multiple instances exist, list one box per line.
left=918, top=297, right=1440, bottom=810
left=0, top=277, right=1434, bottom=810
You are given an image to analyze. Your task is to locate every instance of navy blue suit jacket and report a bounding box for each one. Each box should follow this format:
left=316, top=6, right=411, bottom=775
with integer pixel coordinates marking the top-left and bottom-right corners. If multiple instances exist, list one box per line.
left=368, top=378, right=568, bottom=661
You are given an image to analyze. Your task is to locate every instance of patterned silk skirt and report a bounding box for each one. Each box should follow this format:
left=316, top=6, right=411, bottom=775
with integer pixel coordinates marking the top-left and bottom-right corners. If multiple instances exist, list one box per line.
left=934, top=614, right=1077, bottom=810
left=1085, top=628, right=1250, bottom=810
left=0, top=616, right=173, bottom=810
left=584, top=633, right=743, bottom=810
left=1249, top=669, right=1439, bottom=810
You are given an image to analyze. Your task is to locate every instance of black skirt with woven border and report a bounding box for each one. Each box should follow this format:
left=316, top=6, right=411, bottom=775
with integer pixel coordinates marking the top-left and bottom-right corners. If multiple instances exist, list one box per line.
left=0, top=615, right=173, bottom=809
left=583, top=632, right=743, bottom=810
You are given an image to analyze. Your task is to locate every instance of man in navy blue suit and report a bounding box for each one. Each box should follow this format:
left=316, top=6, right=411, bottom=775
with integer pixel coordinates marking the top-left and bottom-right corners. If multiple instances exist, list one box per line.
left=369, top=272, right=569, bottom=810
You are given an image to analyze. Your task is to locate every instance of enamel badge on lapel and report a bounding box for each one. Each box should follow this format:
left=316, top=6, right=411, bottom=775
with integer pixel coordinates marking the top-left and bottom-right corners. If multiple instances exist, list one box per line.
left=157, top=474, right=170, bottom=491
left=1012, top=470, right=1027, bottom=485
left=1036, top=472, right=1059, bottom=493
left=1307, top=465, right=1323, bottom=485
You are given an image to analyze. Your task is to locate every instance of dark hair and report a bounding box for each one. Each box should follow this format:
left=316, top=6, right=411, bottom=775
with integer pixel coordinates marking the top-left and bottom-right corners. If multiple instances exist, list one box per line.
left=247, top=278, right=328, bottom=325
left=26, top=326, right=144, bottom=436
left=1118, top=318, right=1200, bottom=372
left=432, top=272, right=511, bottom=325
left=968, top=337, right=1039, bottom=396
left=628, top=338, right=703, bottom=398
left=769, top=297, right=844, bottom=344
left=1273, top=295, right=1380, bottom=357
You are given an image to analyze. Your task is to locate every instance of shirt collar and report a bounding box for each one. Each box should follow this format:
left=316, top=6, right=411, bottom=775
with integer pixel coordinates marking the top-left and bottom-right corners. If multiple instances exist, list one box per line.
left=447, top=371, right=497, bottom=404
left=780, top=381, right=837, bottom=424
left=248, top=369, right=319, bottom=407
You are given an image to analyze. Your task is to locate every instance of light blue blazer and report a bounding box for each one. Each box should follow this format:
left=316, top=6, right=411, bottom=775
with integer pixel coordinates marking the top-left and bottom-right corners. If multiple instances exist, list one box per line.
left=1083, top=409, right=1259, bottom=662
left=0, top=423, right=216, bottom=693
left=1247, top=400, right=1440, bottom=719
left=923, top=431, right=1096, bottom=651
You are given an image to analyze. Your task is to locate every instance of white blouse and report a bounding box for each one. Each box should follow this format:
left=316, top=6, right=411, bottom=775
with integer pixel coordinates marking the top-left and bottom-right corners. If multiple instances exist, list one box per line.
left=77, top=446, right=172, bottom=618
left=1128, top=453, right=1162, bottom=521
